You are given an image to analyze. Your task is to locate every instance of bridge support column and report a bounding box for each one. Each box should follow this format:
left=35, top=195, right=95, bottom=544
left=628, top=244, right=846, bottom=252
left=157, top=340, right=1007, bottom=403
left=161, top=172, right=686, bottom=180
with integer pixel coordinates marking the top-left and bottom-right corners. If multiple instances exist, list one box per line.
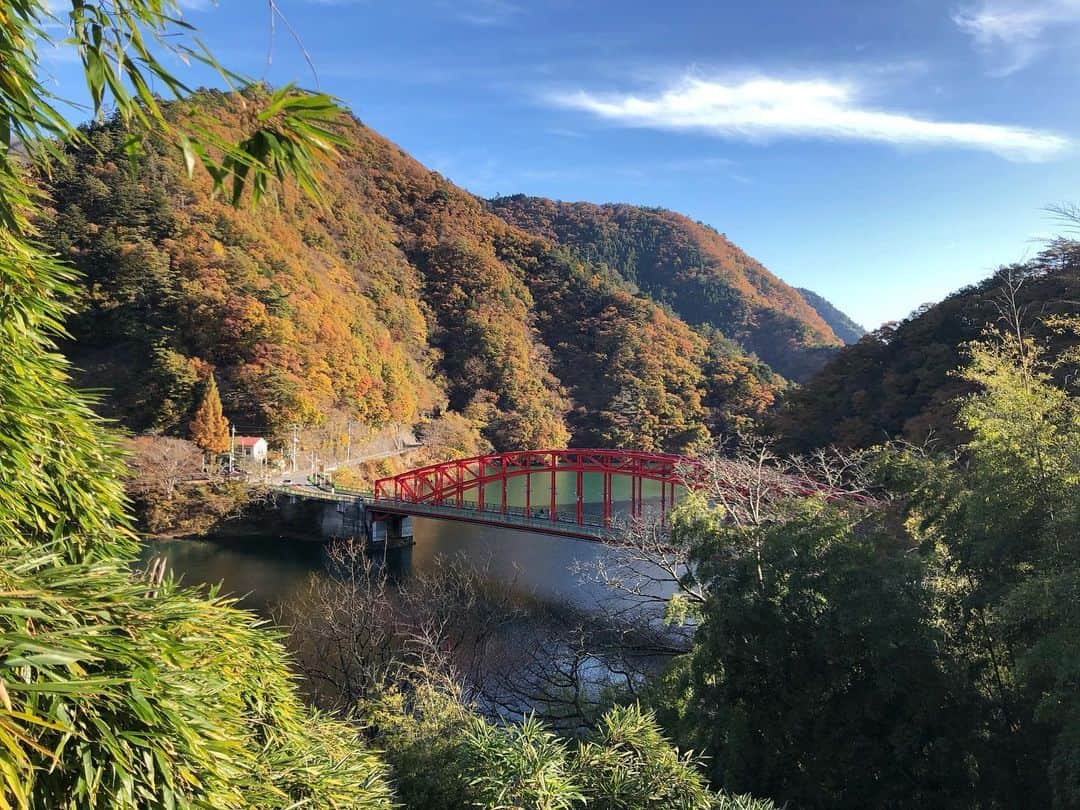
left=576, top=466, right=583, bottom=526
left=501, top=461, right=507, bottom=515
left=602, top=472, right=611, bottom=527
left=550, top=463, right=556, bottom=522
left=367, top=514, right=413, bottom=548
left=525, top=470, right=531, bottom=518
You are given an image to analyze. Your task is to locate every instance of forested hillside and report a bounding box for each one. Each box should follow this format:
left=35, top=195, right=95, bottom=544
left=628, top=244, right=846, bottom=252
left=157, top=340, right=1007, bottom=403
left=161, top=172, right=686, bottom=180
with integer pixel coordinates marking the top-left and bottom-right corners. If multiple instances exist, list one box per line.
left=795, top=287, right=865, bottom=344
left=774, top=244, right=1080, bottom=451
left=43, top=89, right=782, bottom=453
left=487, top=195, right=842, bottom=381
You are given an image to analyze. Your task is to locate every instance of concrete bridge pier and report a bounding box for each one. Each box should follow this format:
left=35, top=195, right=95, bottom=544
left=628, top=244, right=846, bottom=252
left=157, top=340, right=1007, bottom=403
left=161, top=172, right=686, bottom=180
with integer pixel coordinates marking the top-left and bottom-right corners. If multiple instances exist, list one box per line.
left=364, top=508, right=414, bottom=550
left=335, top=499, right=413, bottom=550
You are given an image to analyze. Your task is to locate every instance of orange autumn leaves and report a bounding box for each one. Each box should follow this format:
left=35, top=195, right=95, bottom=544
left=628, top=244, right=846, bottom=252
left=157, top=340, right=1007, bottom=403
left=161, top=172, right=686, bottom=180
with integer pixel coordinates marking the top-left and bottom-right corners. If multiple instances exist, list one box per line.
left=46, top=89, right=785, bottom=454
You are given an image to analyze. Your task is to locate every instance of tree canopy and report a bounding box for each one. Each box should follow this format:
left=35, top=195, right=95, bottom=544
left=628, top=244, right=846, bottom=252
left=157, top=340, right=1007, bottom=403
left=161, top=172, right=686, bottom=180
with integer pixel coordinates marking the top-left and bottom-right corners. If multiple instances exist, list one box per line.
left=189, top=374, right=230, bottom=453
left=649, top=313, right=1080, bottom=809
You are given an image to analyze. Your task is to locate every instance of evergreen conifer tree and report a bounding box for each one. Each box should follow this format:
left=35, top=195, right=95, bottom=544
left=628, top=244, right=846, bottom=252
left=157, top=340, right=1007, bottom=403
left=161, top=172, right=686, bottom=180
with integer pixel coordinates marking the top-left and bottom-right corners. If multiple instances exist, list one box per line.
left=190, top=373, right=230, bottom=453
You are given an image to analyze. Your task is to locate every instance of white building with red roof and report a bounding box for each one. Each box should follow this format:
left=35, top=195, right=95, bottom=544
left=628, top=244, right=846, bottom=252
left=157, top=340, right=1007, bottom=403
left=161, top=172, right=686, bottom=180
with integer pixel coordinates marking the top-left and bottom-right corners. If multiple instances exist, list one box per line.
left=234, top=435, right=268, bottom=462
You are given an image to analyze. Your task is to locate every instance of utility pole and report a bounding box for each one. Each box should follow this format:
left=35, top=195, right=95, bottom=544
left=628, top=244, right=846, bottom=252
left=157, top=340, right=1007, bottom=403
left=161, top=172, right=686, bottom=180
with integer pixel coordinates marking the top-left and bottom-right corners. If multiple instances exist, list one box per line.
left=291, top=425, right=299, bottom=474
left=229, top=425, right=235, bottom=474
left=346, top=421, right=353, bottom=463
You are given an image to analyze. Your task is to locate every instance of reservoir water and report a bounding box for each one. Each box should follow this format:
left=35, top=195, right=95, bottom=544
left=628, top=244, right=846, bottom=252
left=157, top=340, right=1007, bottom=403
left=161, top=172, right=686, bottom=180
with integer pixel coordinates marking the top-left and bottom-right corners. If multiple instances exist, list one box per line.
left=143, top=516, right=634, bottom=618
left=143, top=506, right=681, bottom=721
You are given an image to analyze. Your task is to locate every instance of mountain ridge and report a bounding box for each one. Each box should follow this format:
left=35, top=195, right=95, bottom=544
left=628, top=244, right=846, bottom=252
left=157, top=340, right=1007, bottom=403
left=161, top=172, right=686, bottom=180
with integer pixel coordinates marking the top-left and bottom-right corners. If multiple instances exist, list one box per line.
left=795, top=287, right=866, bottom=345
left=774, top=246, right=1080, bottom=451
left=487, top=195, right=842, bottom=381
left=43, top=88, right=787, bottom=454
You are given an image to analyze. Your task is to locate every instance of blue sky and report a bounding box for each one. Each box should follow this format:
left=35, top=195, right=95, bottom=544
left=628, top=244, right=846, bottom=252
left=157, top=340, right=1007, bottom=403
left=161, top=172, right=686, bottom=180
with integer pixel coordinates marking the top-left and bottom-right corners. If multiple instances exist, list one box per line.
left=40, top=0, right=1080, bottom=328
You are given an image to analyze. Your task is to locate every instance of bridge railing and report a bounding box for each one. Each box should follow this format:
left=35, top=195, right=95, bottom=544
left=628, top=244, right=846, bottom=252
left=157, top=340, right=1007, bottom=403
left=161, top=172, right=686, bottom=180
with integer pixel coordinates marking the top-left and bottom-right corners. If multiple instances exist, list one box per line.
left=272, top=484, right=662, bottom=541
left=269, top=482, right=373, bottom=502
left=366, top=497, right=623, bottom=538
left=274, top=480, right=647, bottom=536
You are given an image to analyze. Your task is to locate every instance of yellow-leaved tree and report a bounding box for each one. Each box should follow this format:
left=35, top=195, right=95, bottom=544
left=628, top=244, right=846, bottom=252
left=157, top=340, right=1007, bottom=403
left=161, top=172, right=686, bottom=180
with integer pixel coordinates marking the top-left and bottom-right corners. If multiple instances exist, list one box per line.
left=190, top=373, right=230, bottom=453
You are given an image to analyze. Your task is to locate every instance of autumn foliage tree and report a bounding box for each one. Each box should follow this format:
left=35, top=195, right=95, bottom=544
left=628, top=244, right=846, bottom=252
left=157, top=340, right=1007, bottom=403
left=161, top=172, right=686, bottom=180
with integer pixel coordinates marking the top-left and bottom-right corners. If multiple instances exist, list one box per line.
left=127, top=436, right=204, bottom=501
left=189, top=373, right=230, bottom=453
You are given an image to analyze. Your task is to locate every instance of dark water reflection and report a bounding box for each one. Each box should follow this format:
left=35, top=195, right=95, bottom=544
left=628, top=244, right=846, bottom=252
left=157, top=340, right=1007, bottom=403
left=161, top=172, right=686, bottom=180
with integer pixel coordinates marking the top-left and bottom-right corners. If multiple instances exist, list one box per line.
left=142, top=516, right=676, bottom=723
left=141, top=517, right=641, bottom=618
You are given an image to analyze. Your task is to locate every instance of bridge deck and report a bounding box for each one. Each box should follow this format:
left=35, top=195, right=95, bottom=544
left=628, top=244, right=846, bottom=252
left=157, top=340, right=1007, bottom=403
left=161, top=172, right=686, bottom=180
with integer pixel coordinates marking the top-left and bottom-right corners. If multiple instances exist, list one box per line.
left=367, top=497, right=619, bottom=542
left=274, top=446, right=865, bottom=545
left=272, top=484, right=356, bottom=503
left=272, top=486, right=622, bottom=542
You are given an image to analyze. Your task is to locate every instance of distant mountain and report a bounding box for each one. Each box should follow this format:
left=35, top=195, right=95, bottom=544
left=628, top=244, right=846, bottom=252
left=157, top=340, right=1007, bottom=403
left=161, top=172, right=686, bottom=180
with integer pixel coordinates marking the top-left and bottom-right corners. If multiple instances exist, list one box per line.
left=41, top=88, right=782, bottom=454
left=795, top=288, right=865, bottom=345
left=487, top=196, right=842, bottom=382
left=773, top=246, right=1080, bottom=452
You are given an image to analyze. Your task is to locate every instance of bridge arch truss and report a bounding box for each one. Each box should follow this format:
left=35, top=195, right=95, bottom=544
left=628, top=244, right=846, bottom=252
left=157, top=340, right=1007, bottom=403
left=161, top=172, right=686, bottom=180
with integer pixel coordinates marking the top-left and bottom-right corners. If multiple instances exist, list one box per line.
left=373, top=448, right=700, bottom=532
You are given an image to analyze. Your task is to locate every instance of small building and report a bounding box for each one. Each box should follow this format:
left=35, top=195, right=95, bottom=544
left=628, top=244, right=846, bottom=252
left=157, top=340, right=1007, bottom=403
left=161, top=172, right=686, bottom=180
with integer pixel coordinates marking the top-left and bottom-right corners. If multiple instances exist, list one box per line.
left=235, top=435, right=268, bottom=462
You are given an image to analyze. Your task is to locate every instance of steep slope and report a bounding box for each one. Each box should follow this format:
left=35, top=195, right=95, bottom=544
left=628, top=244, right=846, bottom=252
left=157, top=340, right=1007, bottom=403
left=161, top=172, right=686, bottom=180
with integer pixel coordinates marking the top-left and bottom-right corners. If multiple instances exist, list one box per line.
left=44, top=88, right=781, bottom=453
left=795, top=288, right=866, bottom=344
left=774, top=245, right=1080, bottom=451
left=487, top=195, right=842, bottom=381
left=47, top=98, right=443, bottom=439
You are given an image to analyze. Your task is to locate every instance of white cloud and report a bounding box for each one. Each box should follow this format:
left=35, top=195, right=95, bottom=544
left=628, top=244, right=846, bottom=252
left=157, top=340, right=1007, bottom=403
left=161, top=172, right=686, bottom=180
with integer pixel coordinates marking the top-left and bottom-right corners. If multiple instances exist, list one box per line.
left=305, top=0, right=520, bottom=25
left=953, top=0, right=1080, bottom=75
left=37, top=40, right=81, bottom=64
left=550, top=75, right=1070, bottom=162
left=453, top=0, right=522, bottom=26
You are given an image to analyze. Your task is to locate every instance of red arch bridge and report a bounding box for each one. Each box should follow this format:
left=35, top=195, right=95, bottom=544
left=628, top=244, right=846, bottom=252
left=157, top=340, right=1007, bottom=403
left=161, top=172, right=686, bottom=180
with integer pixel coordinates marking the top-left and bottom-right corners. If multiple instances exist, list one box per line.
left=366, top=449, right=701, bottom=542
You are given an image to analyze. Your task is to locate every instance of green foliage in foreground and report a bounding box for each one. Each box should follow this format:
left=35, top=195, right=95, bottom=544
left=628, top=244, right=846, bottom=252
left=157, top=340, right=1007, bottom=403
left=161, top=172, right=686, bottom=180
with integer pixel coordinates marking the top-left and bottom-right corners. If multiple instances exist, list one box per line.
left=0, top=549, right=392, bottom=808
left=653, top=320, right=1080, bottom=809
left=0, top=0, right=394, bottom=807
left=362, top=682, right=778, bottom=809
left=656, top=509, right=973, bottom=808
